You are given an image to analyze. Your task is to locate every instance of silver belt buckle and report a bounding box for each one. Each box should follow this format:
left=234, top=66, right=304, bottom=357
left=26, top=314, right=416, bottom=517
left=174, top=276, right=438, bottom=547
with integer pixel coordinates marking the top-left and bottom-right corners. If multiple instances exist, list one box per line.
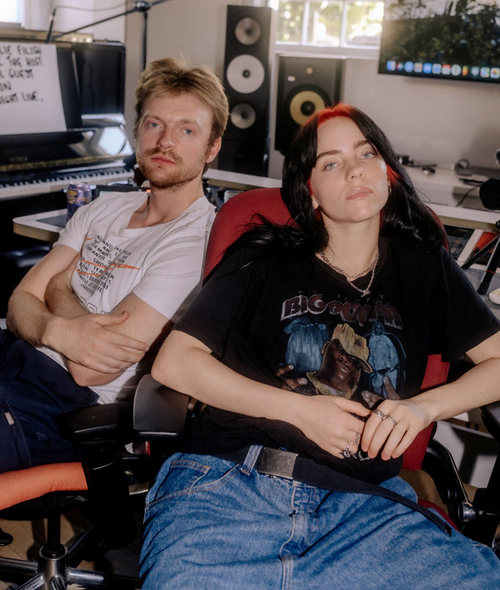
left=258, top=447, right=298, bottom=479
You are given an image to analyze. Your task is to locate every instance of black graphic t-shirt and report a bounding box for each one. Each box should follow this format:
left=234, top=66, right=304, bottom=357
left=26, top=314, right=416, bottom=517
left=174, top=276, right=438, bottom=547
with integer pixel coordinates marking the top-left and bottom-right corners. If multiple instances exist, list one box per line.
left=175, top=237, right=499, bottom=483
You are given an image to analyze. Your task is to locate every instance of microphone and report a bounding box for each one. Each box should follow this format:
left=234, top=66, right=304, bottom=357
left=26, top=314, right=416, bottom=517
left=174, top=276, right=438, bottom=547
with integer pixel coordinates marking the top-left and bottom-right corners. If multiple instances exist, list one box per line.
left=462, top=176, right=500, bottom=296
left=479, top=177, right=500, bottom=210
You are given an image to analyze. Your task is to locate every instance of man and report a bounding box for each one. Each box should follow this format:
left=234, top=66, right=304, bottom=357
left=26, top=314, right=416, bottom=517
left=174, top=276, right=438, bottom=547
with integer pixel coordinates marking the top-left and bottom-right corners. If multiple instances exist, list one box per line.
left=306, top=323, right=373, bottom=399
left=278, top=322, right=399, bottom=413
left=278, top=323, right=372, bottom=398
left=0, top=56, right=228, bottom=472
left=367, top=320, right=401, bottom=396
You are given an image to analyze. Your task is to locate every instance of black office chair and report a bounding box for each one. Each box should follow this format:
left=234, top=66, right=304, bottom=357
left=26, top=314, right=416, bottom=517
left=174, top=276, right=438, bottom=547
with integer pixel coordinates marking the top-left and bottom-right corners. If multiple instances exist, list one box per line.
left=0, top=402, right=145, bottom=589
left=0, top=377, right=190, bottom=589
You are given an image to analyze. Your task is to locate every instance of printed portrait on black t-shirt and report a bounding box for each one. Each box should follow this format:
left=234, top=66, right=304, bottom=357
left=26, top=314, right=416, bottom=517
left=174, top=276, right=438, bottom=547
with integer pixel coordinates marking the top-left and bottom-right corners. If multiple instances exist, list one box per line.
left=276, top=292, right=407, bottom=411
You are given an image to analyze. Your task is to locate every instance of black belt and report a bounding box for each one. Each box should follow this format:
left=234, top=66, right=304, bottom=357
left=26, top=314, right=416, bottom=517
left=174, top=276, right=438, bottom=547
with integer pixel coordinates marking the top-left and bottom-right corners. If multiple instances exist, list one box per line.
left=218, top=446, right=452, bottom=536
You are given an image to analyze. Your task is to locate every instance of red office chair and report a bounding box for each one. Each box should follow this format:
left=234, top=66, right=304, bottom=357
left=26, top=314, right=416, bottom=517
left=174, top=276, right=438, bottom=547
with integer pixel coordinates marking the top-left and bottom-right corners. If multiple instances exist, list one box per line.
left=203, top=187, right=499, bottom=545
left=204, top=186, right=451, bottom=406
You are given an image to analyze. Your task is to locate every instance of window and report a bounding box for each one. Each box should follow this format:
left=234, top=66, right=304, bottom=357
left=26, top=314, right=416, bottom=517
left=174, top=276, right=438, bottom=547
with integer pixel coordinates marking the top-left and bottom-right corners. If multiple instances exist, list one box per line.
left=272, top=0, right=384, bottom=56
left=0, top=1, right=23, bottom=24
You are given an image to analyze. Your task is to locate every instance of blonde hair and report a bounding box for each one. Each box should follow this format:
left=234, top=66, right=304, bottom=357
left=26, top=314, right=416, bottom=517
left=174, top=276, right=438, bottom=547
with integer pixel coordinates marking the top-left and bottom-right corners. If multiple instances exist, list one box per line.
left=134, top=56, right=229, bottom=145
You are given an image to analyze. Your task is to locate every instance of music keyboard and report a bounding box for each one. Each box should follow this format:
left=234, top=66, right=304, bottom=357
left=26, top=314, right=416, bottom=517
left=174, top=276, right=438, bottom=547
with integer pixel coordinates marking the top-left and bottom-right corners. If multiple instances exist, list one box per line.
left=0, top=165, right=133, bottom=200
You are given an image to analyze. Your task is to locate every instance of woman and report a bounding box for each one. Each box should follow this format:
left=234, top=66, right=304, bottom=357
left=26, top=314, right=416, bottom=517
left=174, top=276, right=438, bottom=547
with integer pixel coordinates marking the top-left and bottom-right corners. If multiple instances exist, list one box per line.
left=140, top=104, right=500, bottom=588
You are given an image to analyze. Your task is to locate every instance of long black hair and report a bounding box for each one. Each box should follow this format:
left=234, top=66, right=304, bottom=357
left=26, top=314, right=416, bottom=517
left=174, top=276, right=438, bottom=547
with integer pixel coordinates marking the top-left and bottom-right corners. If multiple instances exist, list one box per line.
left=227, top=103, right=445, bottom=258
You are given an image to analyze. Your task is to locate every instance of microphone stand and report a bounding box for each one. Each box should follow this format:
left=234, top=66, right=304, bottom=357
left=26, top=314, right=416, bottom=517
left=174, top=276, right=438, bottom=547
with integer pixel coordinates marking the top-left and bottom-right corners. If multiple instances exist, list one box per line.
left=461, top=219, right=500, bottom=295
left=45, top=0, right=170, bottom=70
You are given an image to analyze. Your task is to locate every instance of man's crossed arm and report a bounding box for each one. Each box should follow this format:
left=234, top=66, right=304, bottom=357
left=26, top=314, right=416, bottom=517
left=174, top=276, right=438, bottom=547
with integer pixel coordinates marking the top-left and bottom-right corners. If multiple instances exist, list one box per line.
left=6, top=244, right=172, bottom=387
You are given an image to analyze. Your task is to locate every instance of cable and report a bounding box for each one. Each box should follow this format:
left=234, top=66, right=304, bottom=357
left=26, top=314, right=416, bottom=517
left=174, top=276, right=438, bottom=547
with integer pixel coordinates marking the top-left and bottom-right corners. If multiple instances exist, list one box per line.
left=51, top=3, right=128, bottom=14
left=454, top=185, right=479, bottom=207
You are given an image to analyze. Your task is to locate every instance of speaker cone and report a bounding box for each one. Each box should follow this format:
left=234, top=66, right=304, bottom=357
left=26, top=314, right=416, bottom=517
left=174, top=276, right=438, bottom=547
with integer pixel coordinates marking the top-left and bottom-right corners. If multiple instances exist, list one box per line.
left=226, top=55, right=265, bottom=94
left=235, top=17, right=261, bottom=45
left=230, top=103, right=257, bottom=130
left=288, top=89, right=327, bottom=126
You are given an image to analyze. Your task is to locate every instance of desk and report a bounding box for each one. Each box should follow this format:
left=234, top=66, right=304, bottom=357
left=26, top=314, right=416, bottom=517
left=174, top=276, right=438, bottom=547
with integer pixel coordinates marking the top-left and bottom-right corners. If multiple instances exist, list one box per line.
left=13, top=208, right=66, bottom=243
left=11, top=170, right=282, bottom=242
left=205, top=169, right=281, bottom=191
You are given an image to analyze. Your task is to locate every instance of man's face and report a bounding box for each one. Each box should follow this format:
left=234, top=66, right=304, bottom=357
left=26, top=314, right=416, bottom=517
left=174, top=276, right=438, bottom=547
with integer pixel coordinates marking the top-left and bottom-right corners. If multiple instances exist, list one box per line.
left=320, top=339, right=362, bottom=393
left=135, top=92, right=221, bottom=190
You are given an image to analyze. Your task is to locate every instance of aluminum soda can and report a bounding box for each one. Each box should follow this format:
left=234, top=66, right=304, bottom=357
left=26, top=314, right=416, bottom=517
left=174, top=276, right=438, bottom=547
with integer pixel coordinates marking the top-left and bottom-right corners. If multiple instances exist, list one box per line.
left=66, top=183, right=92, bottom=222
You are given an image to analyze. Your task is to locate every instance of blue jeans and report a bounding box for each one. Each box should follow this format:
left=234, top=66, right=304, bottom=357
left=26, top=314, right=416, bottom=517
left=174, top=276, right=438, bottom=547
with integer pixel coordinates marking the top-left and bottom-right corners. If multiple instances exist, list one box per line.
left=141, top=446, right=500, bottom=589
left=0, top=329, right=98, bottom=472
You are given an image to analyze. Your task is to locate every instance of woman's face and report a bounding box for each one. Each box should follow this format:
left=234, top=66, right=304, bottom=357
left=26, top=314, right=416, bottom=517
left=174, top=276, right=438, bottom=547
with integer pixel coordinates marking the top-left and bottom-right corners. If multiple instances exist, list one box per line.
left=309, top=116, right=389, bottom=227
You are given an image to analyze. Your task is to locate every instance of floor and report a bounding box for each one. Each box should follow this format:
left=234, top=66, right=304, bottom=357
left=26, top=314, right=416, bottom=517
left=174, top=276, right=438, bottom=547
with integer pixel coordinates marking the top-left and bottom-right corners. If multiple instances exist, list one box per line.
left=0, top=503, right=143, bottom=589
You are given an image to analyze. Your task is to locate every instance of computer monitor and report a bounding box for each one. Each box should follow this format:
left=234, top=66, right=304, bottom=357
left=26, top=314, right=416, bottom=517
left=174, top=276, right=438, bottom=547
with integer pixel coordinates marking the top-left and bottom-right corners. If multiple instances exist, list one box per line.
left=72, top=40, right=126, bottom=117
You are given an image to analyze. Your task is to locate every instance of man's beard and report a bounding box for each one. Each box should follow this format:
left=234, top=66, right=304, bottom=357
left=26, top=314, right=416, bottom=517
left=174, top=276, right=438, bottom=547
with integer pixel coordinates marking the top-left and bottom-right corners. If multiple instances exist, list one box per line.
left=136, top=147, right=208, bottom=190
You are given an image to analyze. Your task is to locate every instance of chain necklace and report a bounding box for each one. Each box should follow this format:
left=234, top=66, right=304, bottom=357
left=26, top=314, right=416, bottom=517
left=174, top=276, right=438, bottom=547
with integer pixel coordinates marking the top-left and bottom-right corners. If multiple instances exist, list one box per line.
left=317, top=248, right=379, bottom=297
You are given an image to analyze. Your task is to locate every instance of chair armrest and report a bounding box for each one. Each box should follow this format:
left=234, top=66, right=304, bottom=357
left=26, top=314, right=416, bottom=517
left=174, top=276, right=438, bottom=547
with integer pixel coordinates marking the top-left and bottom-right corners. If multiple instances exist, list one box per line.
left=56, top=402, right=134, bottom=444
left=133, top=374, right=189, bottom=438
left=422, top=438, right=473, bottom=525
left=482, top=401, right=500, bottom=444
left=57, top=375, right=190, bottom=442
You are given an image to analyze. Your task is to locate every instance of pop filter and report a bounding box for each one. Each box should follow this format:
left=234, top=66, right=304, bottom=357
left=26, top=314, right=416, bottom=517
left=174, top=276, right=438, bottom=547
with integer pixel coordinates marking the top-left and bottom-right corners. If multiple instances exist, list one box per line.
left=479, top=177, right=500, bottom=210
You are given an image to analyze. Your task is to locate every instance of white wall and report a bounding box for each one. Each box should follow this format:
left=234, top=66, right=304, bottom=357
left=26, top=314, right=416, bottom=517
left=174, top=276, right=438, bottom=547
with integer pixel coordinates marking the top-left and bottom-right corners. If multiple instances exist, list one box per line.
left=23, top=0, right=125, bottom=42
left=343, top=58, right=500, bottom=172
left=124, top=0, right=237, bottom=144
left=123, top=0, right=500, bottom=178
left=22, top=0, right=500, bottom=177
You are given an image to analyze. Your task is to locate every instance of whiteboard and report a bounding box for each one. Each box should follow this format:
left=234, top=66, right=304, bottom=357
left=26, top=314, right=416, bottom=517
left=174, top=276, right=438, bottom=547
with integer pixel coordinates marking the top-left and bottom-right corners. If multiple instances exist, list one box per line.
left=0, top=41, right=68, bottom=135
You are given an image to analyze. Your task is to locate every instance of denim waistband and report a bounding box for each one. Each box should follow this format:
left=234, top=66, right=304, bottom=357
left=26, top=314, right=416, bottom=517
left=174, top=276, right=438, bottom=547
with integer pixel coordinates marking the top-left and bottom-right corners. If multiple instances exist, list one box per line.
left=216, top=445, right=452, bottom=536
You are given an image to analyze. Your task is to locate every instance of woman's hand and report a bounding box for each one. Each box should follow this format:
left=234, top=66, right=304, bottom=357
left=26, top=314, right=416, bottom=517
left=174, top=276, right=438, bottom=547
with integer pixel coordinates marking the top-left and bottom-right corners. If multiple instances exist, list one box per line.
left=361, top=378, right=432, bottom=460
left=294, top=394, right=371, bottom=459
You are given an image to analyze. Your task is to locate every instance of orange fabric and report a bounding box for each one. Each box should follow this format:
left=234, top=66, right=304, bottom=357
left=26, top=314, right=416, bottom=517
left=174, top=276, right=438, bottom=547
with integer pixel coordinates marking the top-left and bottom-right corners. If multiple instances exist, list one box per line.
left=0, top=462, right=87, bottom=511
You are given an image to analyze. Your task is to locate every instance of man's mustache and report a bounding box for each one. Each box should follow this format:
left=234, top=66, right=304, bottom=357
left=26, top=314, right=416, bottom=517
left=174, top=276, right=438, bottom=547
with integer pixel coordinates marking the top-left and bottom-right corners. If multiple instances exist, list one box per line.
left=145, top=147, right=181, bottom=163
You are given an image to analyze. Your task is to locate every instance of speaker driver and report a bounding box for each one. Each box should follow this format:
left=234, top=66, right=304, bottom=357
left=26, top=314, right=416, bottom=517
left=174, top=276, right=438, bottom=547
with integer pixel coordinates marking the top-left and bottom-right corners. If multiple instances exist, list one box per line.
left=230, top=103, right=257, bottom=130
left=226, top=55, right=265, bottom=94
left=289, top=89, right=328, bottom=126
left=235, top=17, right=261, bottom=45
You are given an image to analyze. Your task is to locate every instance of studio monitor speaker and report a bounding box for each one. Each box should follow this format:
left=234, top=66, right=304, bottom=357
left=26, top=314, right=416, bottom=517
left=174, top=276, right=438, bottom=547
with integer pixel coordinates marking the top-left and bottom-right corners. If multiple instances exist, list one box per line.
left=275, top=56, right=344, bottom=155
left=218, top=5, right=273, bottom=176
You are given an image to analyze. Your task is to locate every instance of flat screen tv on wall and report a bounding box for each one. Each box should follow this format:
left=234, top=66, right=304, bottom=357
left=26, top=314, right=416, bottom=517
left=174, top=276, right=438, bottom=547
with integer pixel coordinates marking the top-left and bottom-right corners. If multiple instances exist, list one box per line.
left=378, top=0, right=500, bottom=84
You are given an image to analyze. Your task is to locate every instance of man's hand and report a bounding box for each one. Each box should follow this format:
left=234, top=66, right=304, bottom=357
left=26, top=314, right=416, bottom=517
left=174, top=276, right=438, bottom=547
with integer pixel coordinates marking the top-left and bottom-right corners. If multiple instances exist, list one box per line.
left=7, top=245, right=163, bottom=386
left=46, top=311, right=149, bottom=374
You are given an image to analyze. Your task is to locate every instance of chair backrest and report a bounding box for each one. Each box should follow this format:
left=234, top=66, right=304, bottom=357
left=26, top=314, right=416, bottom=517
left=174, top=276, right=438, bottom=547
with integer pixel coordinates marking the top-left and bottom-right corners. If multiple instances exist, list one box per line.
left=204, top=187, right=292, bottom=279
left=203, top=187, right=449, bottom=470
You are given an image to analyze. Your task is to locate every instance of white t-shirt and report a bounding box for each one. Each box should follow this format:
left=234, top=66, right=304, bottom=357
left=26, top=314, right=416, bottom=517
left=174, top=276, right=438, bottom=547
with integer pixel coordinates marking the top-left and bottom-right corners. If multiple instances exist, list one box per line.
left=39, top=191, right=215, bottom=404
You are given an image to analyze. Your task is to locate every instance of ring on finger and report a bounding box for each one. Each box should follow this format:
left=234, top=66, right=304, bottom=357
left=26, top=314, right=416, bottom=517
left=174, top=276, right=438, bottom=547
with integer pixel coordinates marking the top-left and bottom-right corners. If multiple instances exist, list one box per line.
left=383, top=414, right=398, bottom=426
left=352, top=432, right=361, bottom=444
left=341, top=442, right=353, bottom=459
left=374, top=409, right=386, bottom=420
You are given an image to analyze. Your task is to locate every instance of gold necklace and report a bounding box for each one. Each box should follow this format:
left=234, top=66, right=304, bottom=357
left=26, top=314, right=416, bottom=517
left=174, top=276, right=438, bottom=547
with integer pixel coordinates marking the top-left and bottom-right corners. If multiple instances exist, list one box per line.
left=317, top=249, right=379, bottom=297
